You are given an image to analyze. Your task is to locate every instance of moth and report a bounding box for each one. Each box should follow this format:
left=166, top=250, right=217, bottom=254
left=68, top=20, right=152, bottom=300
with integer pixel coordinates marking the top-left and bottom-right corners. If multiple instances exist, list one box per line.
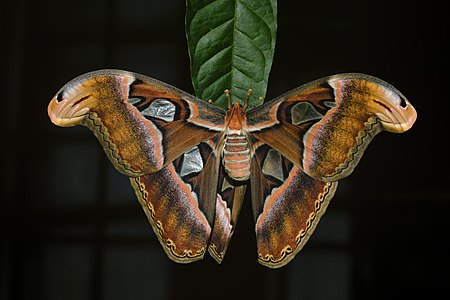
left=48, top=70, right=416, bottom=268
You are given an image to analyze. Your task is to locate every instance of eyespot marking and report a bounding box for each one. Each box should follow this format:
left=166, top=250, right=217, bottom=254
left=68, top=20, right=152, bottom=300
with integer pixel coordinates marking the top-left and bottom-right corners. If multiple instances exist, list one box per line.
left=56, top=92, right=64, bottom=103
left=400, top=97, right=407, bottom=108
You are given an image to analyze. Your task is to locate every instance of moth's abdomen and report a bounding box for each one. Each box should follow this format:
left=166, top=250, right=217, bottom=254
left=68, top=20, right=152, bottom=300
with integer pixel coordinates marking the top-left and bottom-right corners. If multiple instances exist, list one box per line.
left=223, top=134, right=251, bottom=181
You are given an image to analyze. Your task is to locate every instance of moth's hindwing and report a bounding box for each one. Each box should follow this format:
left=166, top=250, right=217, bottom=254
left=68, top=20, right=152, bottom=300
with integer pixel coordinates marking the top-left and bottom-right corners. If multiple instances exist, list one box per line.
left=131, top=165, right=211, bottom=262
left=250, top=145, right=338, bottom=268
left=130, top=141, right=225, bottom=263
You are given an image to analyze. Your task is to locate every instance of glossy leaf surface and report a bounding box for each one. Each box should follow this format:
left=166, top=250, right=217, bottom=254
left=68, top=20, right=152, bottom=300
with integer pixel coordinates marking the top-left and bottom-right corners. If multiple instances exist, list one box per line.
left=186, top=0, right=277, bottom=109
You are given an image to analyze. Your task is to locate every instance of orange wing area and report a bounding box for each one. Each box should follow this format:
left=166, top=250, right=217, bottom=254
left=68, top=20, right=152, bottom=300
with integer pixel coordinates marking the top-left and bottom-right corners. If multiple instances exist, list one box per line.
left=247, top=73, right=417, bottom=182
left=48, top=70, right=225, bottom=177
left=131, top=164, right=212, bottom=263
left=250, top=153, right=337, bottom=268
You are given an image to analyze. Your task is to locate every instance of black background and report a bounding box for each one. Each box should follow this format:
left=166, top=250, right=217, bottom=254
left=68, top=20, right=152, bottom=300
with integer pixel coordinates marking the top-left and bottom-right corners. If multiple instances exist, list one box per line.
left=2, top=0, right=448, bottom=299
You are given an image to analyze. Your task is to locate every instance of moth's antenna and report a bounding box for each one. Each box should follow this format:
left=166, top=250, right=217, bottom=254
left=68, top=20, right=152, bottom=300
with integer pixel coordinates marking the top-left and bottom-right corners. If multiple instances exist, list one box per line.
left=257, top=96, right=264, bottom=106
left=224, top=89, right=231, bottom=109
left=244, top=89, right=252, bottom=110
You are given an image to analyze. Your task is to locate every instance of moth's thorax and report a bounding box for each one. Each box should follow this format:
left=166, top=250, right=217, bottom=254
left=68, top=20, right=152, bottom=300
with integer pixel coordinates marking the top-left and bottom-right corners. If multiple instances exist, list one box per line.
left=225, top=102, right=247, bottom=130
left=223, top=102, right=251, bottom=181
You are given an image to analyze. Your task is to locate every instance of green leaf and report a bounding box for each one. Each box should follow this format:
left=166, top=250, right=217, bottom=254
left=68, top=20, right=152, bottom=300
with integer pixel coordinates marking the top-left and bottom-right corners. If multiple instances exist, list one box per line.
left=186, top=0, right=277, bottom=109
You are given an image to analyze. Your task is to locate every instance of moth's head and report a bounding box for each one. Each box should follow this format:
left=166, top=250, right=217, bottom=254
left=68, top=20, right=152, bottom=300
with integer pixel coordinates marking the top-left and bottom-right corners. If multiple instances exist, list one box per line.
left=48, top=70, right=134, bottom=127
left=331, top=74, right=417, bottom=133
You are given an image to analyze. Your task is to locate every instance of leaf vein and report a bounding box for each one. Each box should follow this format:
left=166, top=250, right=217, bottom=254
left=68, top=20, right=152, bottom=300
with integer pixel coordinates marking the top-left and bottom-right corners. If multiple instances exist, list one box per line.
left=238, top=0, right=274, bottom=33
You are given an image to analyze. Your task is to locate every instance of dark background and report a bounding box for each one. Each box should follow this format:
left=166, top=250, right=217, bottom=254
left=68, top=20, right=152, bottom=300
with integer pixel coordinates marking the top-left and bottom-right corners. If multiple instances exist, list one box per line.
left=2, top=0, right=448, bottom=299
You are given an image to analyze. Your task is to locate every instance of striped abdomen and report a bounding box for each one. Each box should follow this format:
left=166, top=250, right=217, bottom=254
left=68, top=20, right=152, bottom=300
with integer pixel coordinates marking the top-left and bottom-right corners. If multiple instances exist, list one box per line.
left=223, top=134, right=251, bottom=181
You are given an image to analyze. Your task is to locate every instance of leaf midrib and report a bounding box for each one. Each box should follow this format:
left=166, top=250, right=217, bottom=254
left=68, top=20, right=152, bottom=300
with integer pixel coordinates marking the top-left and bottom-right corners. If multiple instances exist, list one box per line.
left=230, top=0, right=238, bottom=105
